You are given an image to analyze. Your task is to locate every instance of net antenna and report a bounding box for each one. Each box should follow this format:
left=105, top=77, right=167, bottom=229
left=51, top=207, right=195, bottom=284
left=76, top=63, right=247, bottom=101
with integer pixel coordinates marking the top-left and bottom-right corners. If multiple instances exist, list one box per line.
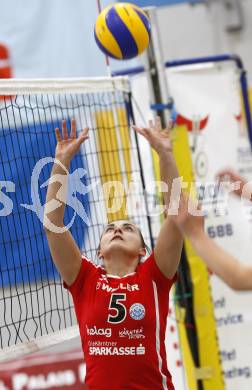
left=96, top=0, right=112, bottom=77
left=141, top=6, right=173, bottom=127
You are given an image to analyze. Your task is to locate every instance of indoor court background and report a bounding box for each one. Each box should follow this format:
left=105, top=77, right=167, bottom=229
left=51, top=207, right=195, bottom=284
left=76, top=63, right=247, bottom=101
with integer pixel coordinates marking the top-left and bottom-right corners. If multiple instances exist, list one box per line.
left=0, top=1, right=252, bottom=389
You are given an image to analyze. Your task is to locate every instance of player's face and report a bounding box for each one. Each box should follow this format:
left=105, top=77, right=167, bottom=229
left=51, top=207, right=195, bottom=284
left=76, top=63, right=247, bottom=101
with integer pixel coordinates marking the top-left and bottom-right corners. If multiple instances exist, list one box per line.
left=99, top=220, right=146, bottom=260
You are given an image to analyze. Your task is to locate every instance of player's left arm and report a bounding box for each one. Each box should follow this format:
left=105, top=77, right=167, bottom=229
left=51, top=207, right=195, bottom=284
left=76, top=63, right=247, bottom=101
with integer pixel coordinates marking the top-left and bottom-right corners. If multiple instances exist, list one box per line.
left=133, top=117, right=183, bottom=278
left=154, top=217, right=183, bottom=278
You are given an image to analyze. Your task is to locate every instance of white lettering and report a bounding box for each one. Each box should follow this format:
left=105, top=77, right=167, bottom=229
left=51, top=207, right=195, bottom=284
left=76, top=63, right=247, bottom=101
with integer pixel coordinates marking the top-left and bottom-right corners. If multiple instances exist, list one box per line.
left=86, top=325, right=112, bottom=338
left=88, top=340, right=117, bottom=347
left=98, top=282, right=139, bottom=292
left=101, top=284, right=113, bottom=292
left=13, top=374, right=28, bottom=390
left=0, top=181, right=15, bottom=216
left=89, top=344, right=145, bottom=356
left=119, top=327, right=145, bottom=339
left=12, top=370, right=75, bottom=390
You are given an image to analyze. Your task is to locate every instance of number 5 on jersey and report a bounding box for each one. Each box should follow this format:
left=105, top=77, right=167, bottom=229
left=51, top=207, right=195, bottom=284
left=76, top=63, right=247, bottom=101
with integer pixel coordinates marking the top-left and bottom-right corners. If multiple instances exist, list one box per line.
left=108, top=293, right=126, bottom=324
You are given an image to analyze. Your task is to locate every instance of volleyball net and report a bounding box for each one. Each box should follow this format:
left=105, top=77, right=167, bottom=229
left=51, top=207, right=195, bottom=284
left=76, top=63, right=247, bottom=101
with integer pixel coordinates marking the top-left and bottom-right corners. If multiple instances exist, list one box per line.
left=0, top=77, right=154, bottom=361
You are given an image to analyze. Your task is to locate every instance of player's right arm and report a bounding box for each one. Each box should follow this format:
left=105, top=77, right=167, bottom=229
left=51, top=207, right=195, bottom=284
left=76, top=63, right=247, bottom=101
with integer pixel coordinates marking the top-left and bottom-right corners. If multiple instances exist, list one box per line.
left=43, top=119, right=89, bottom=286
left=171, top=195, right=252, bottom=291
left=188, top=228, right=252, bottom=291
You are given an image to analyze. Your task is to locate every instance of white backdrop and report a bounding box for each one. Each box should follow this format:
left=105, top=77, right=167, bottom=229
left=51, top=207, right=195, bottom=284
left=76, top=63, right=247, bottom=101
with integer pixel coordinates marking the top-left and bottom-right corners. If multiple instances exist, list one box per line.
left=130, top=60, right=252, bottom=390
left=166, top=61, right=252, bottom=389
left=0, top=0, right=140, bottom=78
left=0, top=0, right=109, bottom=77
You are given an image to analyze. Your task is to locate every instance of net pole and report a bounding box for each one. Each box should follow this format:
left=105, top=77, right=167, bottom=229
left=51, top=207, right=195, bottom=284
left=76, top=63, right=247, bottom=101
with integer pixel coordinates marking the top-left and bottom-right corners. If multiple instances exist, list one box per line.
left=96, top=0, right=112, bottom=77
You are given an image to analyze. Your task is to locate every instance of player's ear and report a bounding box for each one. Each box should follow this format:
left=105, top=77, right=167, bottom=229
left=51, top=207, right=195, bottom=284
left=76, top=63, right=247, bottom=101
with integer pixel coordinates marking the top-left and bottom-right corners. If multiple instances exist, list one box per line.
left=97, top=250, right=104, bottom=259
left=139, top=247, right=146, bottom=258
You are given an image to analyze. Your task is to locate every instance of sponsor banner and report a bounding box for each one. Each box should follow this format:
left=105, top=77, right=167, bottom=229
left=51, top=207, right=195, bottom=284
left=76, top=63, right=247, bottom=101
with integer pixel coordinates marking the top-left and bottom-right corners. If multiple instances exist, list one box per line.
left=0, top=350, right=86, bottom=390
left=166, top=61, right=252, bottom=389
left=128, top=60, right=252, bottom=389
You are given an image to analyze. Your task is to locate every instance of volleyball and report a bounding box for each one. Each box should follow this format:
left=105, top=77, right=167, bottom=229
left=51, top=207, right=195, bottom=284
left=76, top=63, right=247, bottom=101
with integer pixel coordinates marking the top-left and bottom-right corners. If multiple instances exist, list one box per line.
left=94, top=3, right=151, bottom=60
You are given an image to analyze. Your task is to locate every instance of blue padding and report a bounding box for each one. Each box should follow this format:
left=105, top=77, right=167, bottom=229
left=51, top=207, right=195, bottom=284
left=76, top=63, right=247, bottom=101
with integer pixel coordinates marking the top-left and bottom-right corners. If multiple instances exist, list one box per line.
left=112, top=66, right=145, bottom=76
left=106, top=6, right=139, bottom=59
left=150, top=103, right=173, bottom=110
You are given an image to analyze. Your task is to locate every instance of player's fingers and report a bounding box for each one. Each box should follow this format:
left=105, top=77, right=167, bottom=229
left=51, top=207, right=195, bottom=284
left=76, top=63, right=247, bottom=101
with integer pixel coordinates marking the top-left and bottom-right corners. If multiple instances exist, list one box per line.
left=166, top=119, right=174, bottom=131
left=132, top=125, right=146, bottom=137
left=142, top=127, right=153, bottom=137
left=70, top=118, right=76, bottom=139
left=62, top=120, right=68, bottom=140
left=78, top=127, right=89, bottom=140
left=148, top=119, right=154, bottom=129
left=81, top=127, right=89, bottom=138
left=133, top=125, right=153, bottom=143
left=155, top=116, right=162, bottom=132
left=216, top=169, right=235, bottom=183
left=55, top=128, right=62, bottom=142
left=162, top=128, right=171, bottom=138
left=77, top=130, right=89, bottom=147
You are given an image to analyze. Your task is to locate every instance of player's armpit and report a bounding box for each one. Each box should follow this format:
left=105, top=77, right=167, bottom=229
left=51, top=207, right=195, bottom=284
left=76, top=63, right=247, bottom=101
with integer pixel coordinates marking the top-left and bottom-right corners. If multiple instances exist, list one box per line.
left=63, top=255, right=96, bottom=298
left=141, top=252, right=177, bottom=290
left=154, top=217, right=183, bottom=279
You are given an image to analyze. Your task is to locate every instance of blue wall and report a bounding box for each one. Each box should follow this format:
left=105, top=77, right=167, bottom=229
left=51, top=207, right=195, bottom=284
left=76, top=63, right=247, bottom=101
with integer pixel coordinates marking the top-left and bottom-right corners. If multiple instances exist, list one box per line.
left=0, top=118, right=89, bottom=287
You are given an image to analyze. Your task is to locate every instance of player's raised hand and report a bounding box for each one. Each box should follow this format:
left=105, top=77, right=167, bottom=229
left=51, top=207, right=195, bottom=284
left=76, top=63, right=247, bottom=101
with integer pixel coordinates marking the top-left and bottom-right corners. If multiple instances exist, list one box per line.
left=217, top=169, right=247, bottom=197
left=170, top=194, right=205, bottom=239
left=132, top=116, right=173, bottom=155
left=55, top=119, right=89, bottom=163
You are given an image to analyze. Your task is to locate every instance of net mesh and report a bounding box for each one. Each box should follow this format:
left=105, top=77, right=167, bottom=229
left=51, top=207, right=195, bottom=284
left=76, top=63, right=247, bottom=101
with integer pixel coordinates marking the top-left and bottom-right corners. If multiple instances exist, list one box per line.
left=0, top=77, right=152, bottom=359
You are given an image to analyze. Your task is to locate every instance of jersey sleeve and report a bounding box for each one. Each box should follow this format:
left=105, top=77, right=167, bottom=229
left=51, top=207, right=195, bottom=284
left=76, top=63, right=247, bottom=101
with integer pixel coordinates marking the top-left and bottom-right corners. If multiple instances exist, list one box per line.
left=63, top=255, right=96, bottom=297
left=140, top=252, right=177, bottom=291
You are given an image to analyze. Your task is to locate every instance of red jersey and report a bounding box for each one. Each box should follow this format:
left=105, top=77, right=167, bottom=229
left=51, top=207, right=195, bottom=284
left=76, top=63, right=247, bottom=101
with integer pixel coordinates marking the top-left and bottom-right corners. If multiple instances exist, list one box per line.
left=64, top=252, right=176, bottom=390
